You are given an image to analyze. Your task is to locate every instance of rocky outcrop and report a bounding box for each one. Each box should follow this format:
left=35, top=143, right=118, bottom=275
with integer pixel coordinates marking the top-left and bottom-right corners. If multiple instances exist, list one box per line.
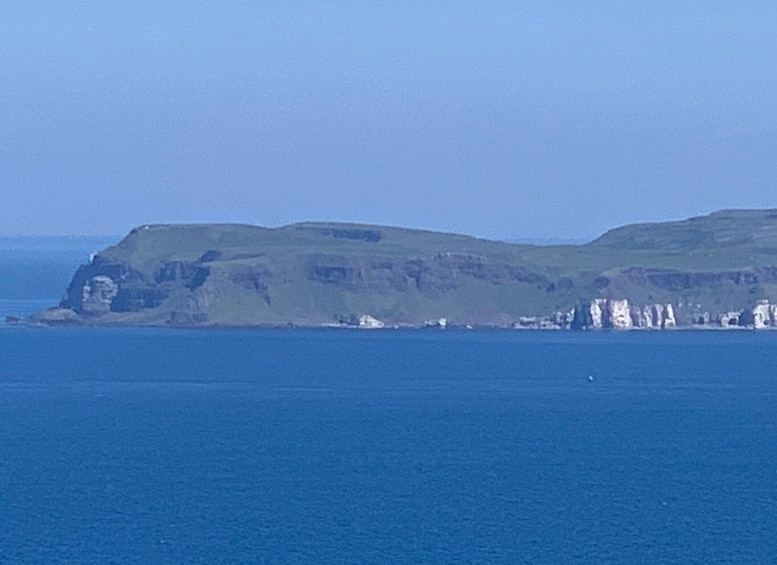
left=28, top=307, right=80, bottom=324
left=571, top=298, right=777, bottom=330
left=60, top=252, right=217, bottom=319
left=631, top=304, right=677, bottom=329
left=570, top=299, right=676, bottom=330
left=737, top=300, right=777, bottom=328
left=154, top=261, right=210, bottom=289
left=686, top=299, right=777, bottom=328
left=358, top=314, right=384, bottom=329
left=610, top=299, right=632, bottom=329
left=79, top=275, right=119, bottom=315
left=303, top=253, right=548, bottom=296
left=514, top=313, right=570, bottom=330
left=752, top=300, right=776, bottom=328
left=110, top=287, right=169, bottom=312
left=60, top=257, right=129, bottom=313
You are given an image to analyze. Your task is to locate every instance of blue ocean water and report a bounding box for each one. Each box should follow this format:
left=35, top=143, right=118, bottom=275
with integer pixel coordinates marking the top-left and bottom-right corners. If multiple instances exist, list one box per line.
left=0, top=236, right=115, bottom=304
left=0, top=236, right=116, bottom=322
left=2, top=327, right=777, bottom=563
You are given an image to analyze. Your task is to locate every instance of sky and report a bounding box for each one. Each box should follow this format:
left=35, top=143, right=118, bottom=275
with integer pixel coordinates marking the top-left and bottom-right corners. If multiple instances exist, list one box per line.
left=1, top=2, right=776, bottom=239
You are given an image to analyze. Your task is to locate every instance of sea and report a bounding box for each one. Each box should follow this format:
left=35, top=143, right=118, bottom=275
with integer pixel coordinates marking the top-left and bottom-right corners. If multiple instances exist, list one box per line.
left=1, top=239, right=777, bottom=563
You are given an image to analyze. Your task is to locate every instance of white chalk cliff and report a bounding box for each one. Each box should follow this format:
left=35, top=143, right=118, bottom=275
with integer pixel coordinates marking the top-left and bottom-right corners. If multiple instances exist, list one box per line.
left=571, top=299, right=676, bottom=330
left=738, top=300, right=777, bottom=329
left=358, top=314, right=385, bottom=329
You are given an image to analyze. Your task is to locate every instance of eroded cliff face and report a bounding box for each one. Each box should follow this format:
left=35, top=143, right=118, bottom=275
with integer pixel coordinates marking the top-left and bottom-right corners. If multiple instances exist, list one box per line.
left=632, top=304, right=677, bottom=329
left=303, top=252, right=548, bottom=296
left=49, top=241, right=555, bottom=326
left=564, top=297, right=777, bottom=330
left=736, top=300, right=777, bottom=329
left=79, top=275, right=119, bottom=316
left=60, top=255, right=209, bottom=319
left=61, top=256, right=172, bottom=315
left=752, top=300, right=777, bottom=328
left=58, top=250, right=272, bottom=324
left=570, top=299, right=676, bottom=330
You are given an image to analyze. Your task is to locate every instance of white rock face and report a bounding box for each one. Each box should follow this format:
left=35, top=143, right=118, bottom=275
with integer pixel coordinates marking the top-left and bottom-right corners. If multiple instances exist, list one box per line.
left=358, top=314, right=384, bottom=329
left=424, top=317, right=448, bottom=328
left=550, top=309, right=574, bottom=329
left=514, top=316, right=539, bottom=329
left=633, top=306, right=653, bottom=328
left=80, top=275, right=118, bottom=315
left=575, top=299, right=675, bottom=329
left=609, top=299, right=632, bottom=329
left=739, top=299, right=777, bottom=328
left=589, top=299, right=606, bottom=328
left=751, top=299, right=777, bottom=328
left=584, top=298, right=632, bottom=329
left=662, top=304, right=677, bottom=328
left=634, top=303, right=676, bottom=329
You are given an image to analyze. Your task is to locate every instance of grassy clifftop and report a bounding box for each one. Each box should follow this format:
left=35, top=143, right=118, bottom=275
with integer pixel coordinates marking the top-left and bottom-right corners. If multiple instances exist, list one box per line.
left=32, top=210, right=777, bottom=327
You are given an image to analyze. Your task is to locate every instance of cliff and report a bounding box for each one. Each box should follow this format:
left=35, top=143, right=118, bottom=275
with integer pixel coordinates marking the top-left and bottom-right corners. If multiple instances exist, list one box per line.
left=570, top=299, right=676, bottom=330
left=28, top=210, right=777, bottom=328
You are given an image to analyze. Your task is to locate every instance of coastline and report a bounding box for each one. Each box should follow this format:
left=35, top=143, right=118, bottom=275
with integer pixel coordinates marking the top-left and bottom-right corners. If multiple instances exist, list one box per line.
left=5, top=314, right=769, bottom=332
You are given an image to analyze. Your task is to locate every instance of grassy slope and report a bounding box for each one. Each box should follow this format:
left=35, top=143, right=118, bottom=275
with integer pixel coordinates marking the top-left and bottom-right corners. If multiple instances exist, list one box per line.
left=71, top=210, right=777, bottom=325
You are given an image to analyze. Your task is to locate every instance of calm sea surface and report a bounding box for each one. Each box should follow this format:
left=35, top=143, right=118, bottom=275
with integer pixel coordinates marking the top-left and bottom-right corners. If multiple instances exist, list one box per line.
left=1, top=242, right=777, bottom=563
left=2, top=328, right=777, bottom=563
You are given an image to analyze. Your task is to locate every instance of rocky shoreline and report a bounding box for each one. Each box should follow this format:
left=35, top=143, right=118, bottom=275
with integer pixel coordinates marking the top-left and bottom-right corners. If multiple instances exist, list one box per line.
left=13, top=297, right=777, bottom=331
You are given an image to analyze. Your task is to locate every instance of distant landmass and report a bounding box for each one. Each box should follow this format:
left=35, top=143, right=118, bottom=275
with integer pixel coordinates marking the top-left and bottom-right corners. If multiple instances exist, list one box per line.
left=24, top=209, right=777, bottom=329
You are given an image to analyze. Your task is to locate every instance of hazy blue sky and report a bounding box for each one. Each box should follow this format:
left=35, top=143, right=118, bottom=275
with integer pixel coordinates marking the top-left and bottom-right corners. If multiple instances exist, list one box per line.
left=2, top=2, right=776, bottom=239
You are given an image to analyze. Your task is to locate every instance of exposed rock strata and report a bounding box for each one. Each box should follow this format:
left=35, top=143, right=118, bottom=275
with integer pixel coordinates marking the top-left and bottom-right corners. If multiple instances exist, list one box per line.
left=569, top=299, right=676, bottom=330
left=632, top=304, right=677, bottom=329
left=79, top=275, right=119, bottom=316
left=733, top=300, right=777, bottom=329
